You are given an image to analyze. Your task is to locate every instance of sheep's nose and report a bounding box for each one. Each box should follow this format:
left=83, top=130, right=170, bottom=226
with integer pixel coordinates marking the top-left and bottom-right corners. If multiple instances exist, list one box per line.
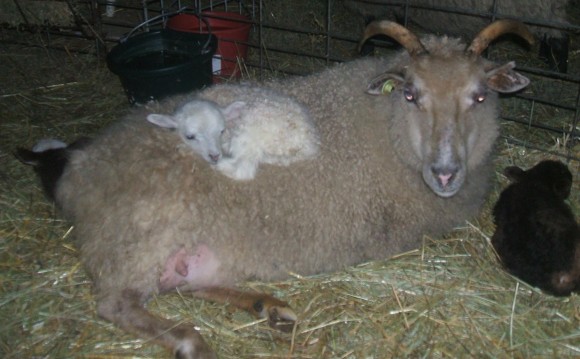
left=432, top=167, right=458, bottom=188
left=209, top=153, right=221, bottom=163
left=438, top=173, right=453, bottom=187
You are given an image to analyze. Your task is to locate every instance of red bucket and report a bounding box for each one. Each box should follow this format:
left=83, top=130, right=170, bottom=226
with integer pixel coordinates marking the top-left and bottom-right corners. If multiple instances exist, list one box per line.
left=167, top=12, right=251, bottom=81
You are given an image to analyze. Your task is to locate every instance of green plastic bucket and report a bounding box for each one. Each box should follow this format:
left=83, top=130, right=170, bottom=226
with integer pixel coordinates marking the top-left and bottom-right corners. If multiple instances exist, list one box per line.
left=107, top=29, right=217, bottom=105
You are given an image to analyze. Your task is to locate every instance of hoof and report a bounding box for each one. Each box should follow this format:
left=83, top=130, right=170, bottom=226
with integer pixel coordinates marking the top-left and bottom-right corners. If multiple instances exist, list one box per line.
left=252, top=297, right=297, bottom=332
left=267, top=305, right=297, bottom=332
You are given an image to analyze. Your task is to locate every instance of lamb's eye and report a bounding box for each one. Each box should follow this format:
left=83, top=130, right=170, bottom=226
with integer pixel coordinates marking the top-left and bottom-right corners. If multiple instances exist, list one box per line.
left=185, top=134, right=196, bottom=140
left=403, top=88, right=416, bottom=102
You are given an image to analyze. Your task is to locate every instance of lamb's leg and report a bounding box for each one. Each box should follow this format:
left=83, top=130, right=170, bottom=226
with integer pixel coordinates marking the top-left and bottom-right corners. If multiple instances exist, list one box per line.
left=215, top=156, right=258, bottom=180
left=96, top=289, right=216, bottom=359
left=193, top=287, right=297, bottom=332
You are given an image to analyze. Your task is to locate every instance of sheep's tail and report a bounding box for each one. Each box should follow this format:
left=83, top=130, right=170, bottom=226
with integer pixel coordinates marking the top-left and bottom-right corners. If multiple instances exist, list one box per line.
left=96, top=289, right=217, bottom=359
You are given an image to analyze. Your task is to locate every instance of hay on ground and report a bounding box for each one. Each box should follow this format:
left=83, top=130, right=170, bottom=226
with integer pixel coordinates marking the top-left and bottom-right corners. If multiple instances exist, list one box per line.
left=1, top=7, right=579, bottom=358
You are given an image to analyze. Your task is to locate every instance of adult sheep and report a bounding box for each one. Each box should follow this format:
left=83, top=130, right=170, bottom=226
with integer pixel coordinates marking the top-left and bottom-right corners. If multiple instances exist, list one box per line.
left=50, top=20, right=532, bottom=358
left=343, top=0, right=572, bottom=72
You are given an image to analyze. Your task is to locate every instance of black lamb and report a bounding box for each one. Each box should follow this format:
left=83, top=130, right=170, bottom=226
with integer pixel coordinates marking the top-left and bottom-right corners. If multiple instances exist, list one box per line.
left=492, top=160, right=580, bottom=296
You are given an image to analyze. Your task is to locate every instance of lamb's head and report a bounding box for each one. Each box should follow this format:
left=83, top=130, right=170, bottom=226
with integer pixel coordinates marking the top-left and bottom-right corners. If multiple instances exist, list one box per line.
left=362, top=20, right=534, bottom=197
left=147, top=100, right=245, bottom=164
left=504, top=160, right=573, bottom=200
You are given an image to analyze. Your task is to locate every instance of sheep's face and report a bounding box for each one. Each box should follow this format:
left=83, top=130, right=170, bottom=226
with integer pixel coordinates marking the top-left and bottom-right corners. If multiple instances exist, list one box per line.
left=176, top=109, right=226, bottom=164
left=368, top=56, right=529, bottom=198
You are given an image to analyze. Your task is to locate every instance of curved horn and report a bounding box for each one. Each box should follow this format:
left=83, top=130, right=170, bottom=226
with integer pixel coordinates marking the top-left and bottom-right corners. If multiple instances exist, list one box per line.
left=467, top=19, right=535, bottom=56
left=358, top=20, right=428, bottom=57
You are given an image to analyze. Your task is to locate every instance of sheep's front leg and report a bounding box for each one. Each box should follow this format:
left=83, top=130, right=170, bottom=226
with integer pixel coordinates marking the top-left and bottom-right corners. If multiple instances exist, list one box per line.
left=96, top=289, right=216, bottom=359
left=193, top=287, right=297, bottom=332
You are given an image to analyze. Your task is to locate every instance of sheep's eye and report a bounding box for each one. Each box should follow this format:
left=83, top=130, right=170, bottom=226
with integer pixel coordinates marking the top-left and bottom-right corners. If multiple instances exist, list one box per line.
left=185, top=134, right=196, bottom=140
left=474, top=92, right=486, bottom=103
left=403, top=88, right=416, bottom=103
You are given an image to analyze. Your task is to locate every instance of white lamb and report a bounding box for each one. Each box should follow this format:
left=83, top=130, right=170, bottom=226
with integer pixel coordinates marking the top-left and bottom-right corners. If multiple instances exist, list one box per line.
left=146, top=91, right=320, bottom=180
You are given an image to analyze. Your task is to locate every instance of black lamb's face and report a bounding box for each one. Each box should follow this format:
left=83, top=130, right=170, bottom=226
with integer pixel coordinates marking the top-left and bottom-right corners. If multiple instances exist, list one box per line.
left=524, top=160, right=573, bottom=200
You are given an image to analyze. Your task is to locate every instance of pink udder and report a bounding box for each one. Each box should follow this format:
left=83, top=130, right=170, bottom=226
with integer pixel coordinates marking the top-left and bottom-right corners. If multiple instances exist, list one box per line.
left=159, top=244, right=221, bottom=292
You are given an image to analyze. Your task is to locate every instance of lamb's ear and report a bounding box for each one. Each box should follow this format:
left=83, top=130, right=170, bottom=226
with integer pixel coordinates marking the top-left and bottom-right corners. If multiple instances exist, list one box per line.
left=222, top=101, right=247, bottom=121
left=503, top=165, right=525, bottom=182
left=366, top=72, right=405, bottom=95
left=486, top=61, right=530, bottom=93
left=146, top=114, right=178, bottom=129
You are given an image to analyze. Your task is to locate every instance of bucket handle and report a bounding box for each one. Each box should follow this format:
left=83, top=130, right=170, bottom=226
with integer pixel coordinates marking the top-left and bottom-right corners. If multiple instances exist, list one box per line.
left=119, top=7, right=214, bottom=55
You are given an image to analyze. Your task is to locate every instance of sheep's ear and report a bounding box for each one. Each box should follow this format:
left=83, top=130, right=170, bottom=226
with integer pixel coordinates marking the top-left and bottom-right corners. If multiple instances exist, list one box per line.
left=366, top=72, right=405, bottom=95
left=503, top=165, right=525, bottom=182
left=146, top=114, right=178, bottom=129
left=486, top=61, right=530, bottom=93
left=222, top=101, right=247, bottom=122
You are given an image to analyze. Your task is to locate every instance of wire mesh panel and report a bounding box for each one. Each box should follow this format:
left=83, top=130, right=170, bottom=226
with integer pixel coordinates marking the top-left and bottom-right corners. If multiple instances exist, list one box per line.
left=250, top=0, right=580, bottom=160
left=1, top=0, right=578, bottom=159
left=97, top=1, right=255, bottom=39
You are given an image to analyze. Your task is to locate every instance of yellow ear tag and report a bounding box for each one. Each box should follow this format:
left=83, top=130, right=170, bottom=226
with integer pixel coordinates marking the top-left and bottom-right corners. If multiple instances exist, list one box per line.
left=381, top=79, right=396, bottom=94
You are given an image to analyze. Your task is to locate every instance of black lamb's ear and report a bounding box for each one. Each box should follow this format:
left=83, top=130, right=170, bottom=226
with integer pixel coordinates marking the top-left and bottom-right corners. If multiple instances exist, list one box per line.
left=503, top=165, right=525, bottom=182
left=366, top=72, right=405, bottom=95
